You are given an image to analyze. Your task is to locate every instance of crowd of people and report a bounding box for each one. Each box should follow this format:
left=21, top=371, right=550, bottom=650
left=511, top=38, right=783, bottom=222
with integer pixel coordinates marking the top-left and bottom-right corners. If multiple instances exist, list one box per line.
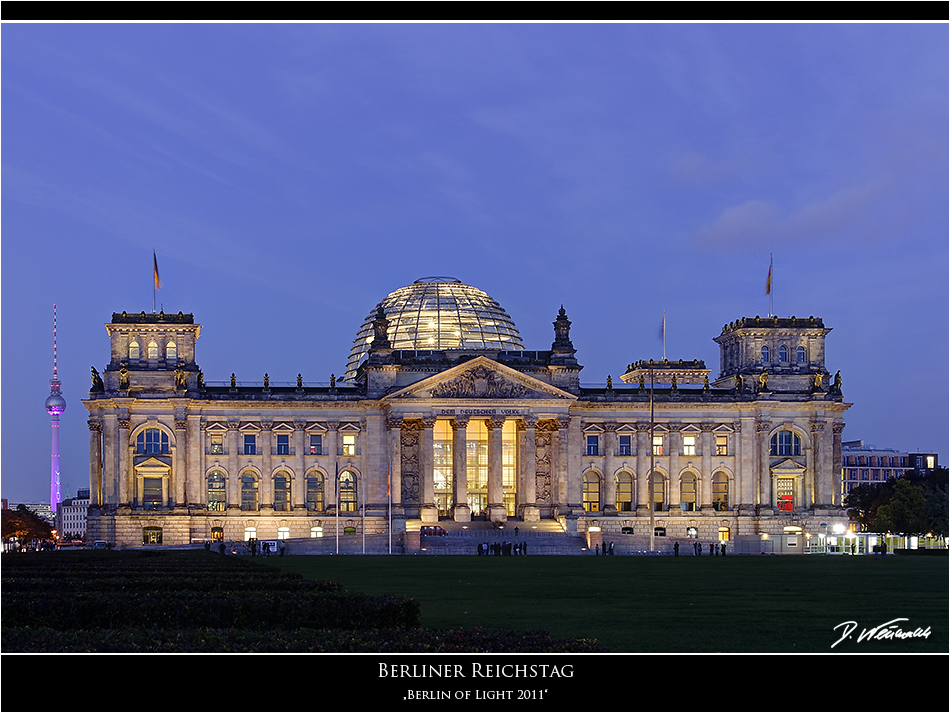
left=477, top=541, right=527, bottom=556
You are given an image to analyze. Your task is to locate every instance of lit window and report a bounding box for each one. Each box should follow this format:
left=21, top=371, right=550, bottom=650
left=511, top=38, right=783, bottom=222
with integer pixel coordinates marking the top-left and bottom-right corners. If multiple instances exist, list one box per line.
left=277, top=527, right=290, bottom=540
left=148, top=340, right=159, bottom=359
left=309, top=434, right=323, bottom=455
left=207, top=470, right=226, bottom=511
left=651, top=471, right=664, bottom=511
left=137, top=428, right=169, bottom=455
left=779, top=345, right=788, bottom=362
left=770, top=430, right=801, bottom=456
left=715, top=435, right=728, bottom=456
left=211, top=527, right=224, bottom=541
left=927, top=456, right=935, bottom=469
left=142, top=527, right=162, bottom=544
left=616, top=471, right=633, bottom=511
left=718, top=526, right=730, bottom=542
left=761, top=345, right=770, bottom=363
left=712, top=472, right=729, bottom=511
left=582, top=472, right=600, bottom=512
left=307, top=474, right=324, bottom=511
left=653, top=436, right=664, bottom=456
left=310, top=526, right=323, bottom=538
left=618, top=435, right=631, bottom=456
left=682, top=435, right=696, bottom=456
left=586, top=435, right=599, bottom=456
left=166, top=341, right=177, bottom=361
left=776, top=478, right=794, bottom=511
left=210, top=433, right=224, bottom=454
left=129, top=340, right=140, bottom=360
left=342, top=433, right=356, bottom=456
left=276, top=434, right=290, bottom=456
left=244, top=434, right=256, bottom=455
left=274, top=471, right=291, bottom=511
left=680, top=472, right=696, bottom=511
left=241, top=473, right=258, bottom=510
left=244, top=527, right=256, bottom=541
left=339, top=470, right=357, bottom=512
left=142, top=477, right=163, bottom=509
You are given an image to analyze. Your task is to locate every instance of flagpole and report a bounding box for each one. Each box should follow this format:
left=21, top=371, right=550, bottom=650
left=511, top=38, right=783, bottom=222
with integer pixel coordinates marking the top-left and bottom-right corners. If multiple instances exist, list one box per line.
left=335, top=461, right=340, bottom=555
left=388, top=457, right=393, bottom=555
left=649, top=362, right=655, bottom=553
left=663, top=310, right=666, bottom=361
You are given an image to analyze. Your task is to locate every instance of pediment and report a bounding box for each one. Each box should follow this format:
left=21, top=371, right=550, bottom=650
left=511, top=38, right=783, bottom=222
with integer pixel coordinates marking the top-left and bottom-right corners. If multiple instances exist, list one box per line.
left=383, top=356, right=577, bottom=402
left=771, top=458, right=805, bottom=474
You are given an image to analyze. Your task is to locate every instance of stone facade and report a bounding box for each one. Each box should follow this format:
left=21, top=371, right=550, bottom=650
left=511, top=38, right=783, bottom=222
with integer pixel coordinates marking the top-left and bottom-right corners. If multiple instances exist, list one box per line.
left=83, top=289, right=852, bottom=549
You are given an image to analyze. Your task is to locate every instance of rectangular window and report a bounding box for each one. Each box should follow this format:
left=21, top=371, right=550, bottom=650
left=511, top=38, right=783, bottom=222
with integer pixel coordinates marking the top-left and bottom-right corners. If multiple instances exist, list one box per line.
left=653, top=436, right=664, bottom=457
left=682, top=435, right=696, bottom=456
left=244, top=434, right=256, bottom=455
left=143, top=478, right=163, bottom=509
left=309, top=434, right=323, bottom=455
left=618, top=435, right=631, bottom=456
left=586, top=435, right=599, bottom=456
left=276, top=434, right=290, bottom=455
left=715, top=435, right=728, bottom=456
left=776, top=478, right=794, bottom=511
left=342, top=433, right=356, bottom=456
left=210, top=433, right=224, bottom=454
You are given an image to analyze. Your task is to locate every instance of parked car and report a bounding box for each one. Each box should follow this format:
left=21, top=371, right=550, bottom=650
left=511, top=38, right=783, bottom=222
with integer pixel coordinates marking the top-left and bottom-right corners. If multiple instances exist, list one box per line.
left=420, top=525, right=448, bottom=537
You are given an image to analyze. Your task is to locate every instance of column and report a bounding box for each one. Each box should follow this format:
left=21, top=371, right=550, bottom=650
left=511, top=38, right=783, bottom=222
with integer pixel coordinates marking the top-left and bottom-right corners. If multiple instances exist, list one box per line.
left=452, top=416, right=471, bottom=522
left=88, top=420, right=103, bottom=507
left=187, top=415, right=202, bottom=508
left=832, top=422, right=845, bottom=508
left=668, top=424, right=681, bottom=508
left=521, top=417, right=540, bottom=522
left=700, top=423, right=714, bottom=509
left=386, top=417, right=403, bottom=514
left=327, top=421, right=339, bottom=513
left=174, top=417, right=187, bottom=508
left=260, top=422, right=273, bottom=512
left=421, top=417, right=438, bottom=524
left=635, top=423, right=651, bottom=515
left=293, top=420, right=307, bottom=512
left=738, top=417, right=756, bottom=510
left=227, top=420, right=240, bottom=512
left=118, top=417, right=131, bottom=508
left=487, top=417, right=507, bottom=522
left=565, top=417, right=582, bottom=515
left=603, top=423, right=617, bottom=514
left=757, top=420, right=772, bottom=510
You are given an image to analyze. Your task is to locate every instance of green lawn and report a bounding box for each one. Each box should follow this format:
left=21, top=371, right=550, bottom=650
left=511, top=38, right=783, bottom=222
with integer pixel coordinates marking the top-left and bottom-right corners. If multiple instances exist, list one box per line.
left=267, top=554, right=948, bottom=653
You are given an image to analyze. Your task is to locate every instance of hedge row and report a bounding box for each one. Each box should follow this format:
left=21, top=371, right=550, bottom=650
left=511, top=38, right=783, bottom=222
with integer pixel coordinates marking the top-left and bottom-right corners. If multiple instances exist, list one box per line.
left=2, top=575, right=343, bottom=594
left=3, top=590, right=420, bottom=631
left=2, top=626, right=607, bottom=653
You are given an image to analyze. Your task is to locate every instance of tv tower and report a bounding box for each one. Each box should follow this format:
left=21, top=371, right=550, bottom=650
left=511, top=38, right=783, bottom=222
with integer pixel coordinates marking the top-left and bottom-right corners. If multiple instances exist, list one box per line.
left=45, top=304, right=66, bottom=514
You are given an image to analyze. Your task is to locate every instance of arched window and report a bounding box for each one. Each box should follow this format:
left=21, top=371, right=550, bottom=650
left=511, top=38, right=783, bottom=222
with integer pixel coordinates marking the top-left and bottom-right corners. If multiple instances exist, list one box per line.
left=136, top=428, right=169, bottom=455
left=770, top=430, right=802, bottom=456
left=148, top=340, right=159, bottom=359
left=712, top=472, right=729, bottom=511
left=166, top=341, right=177, bottom=361
left=307, top=473, right=324, bottom=511
left=651, top=471, right=665, bottom=512
left=129, top=340, right=140, bottom=360
left=797, top=346, right=807, bottom=363
left=680, top=472, right=697, bottom=511
left=761, top=345, right=770, bottom=363
left=241, top=472, right=259, bottom=511
left=339, top=470, right=357, bottom=512
left=207, top=470, right=226, bottom=511
left=273, top=471, right=291, bottom=512
left=582, top=472, right=601, bottom=512
left=779, top=345, right=788, bottom=363
left=616, top=471, right=634, bottom=511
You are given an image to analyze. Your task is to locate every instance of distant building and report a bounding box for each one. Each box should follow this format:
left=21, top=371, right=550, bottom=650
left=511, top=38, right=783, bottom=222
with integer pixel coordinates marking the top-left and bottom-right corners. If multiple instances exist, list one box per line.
left=7, top=502, right=54, bottom=524
left=841, top=440, right=940, bottom=493
left=56, top=489, right=91, bottom=539
left=83, top=279, right=852, bottom=551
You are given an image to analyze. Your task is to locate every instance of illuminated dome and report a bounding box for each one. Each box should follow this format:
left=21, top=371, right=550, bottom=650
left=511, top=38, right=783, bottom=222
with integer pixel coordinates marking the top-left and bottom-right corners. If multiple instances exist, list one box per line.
left=344, top=277, right=524, bottom=381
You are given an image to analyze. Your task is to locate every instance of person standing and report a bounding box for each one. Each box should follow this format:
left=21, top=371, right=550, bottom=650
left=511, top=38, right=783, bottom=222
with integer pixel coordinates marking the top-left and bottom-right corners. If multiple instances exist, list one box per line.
left=673, top=541, right=679, bottom=557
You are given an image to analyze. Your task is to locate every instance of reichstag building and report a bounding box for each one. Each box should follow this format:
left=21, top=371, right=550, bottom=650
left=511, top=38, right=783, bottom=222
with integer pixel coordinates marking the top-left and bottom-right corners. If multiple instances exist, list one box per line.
left=83, top=277, right=851, bottom=550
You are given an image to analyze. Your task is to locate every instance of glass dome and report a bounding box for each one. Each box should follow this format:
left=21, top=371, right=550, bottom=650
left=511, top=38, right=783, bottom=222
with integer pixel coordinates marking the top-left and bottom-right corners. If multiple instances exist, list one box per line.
left=344, top=277, right=524, bottom=381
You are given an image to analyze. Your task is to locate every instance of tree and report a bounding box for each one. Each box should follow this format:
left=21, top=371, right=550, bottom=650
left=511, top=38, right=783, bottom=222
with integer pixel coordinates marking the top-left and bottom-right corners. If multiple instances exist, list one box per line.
left=874, top=479, right=929, bottom=536
left=1, top=505, right=53, bottom=550
left=844, top=480, right=895, bottom=532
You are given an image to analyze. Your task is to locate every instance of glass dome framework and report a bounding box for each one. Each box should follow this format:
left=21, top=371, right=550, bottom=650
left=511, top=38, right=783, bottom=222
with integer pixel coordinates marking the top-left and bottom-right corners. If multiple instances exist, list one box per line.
left=345, top=277, right=524, bottom=381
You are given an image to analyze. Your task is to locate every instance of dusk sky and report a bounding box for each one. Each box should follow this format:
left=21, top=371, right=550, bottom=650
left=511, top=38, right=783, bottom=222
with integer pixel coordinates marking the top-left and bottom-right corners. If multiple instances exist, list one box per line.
left=3, top=23, right=947, bottom=504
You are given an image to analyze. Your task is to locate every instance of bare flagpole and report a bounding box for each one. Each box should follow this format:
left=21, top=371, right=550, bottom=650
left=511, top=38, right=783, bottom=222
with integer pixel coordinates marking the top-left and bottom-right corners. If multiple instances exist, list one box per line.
left=335, top=461, right=340, bottom=555
left=649, top=362, right=655, bottom=553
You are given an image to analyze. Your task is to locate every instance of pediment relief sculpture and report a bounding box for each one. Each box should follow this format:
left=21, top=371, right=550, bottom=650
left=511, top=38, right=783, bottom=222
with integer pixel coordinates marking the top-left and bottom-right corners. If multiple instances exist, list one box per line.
left=429, top=365, right=532, bottom=399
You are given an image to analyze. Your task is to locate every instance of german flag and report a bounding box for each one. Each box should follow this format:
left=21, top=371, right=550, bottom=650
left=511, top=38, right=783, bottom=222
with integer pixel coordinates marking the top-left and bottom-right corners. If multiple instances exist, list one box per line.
left=153, top=250, right=162, bottom=290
